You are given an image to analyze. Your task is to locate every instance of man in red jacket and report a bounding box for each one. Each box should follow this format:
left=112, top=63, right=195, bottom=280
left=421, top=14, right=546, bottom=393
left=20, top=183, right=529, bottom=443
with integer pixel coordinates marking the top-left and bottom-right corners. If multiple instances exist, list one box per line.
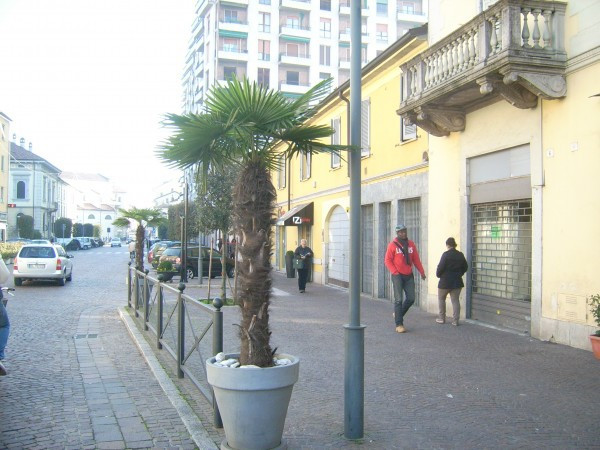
left=384, top=224, right=426, bottom=333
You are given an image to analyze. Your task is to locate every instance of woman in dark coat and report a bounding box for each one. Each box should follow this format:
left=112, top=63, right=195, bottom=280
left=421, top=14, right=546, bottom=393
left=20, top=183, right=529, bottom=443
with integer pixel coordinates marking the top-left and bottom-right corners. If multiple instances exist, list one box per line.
left=436, top=237, right=468, bottom=326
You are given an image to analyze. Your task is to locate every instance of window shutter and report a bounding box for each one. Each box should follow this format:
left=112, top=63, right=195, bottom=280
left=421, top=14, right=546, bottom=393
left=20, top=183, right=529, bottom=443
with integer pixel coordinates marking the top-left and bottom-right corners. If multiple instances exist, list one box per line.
left=361, top=99, right=370, bottom=156
left=331, top=118, right=341, bottom=168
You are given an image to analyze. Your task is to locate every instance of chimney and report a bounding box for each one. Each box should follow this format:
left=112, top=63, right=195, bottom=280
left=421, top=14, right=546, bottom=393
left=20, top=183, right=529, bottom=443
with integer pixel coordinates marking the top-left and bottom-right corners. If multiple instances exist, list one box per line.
left=28, top=142, right=33, bottom=152
left=19, top=137, right=25, bottom=147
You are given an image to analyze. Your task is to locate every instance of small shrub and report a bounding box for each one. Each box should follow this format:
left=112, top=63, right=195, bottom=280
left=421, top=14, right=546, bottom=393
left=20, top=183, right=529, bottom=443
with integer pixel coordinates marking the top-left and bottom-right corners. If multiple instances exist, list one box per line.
left=157, top=260, right=174, bottom=272
left=587, top=294, right=600, bottom=336
left=0, top=242, right=24, bottom=259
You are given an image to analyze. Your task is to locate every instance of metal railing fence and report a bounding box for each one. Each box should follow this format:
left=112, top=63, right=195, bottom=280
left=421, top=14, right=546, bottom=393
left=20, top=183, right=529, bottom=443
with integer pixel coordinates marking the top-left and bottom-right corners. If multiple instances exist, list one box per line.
left=127, top=264, right=223, bottom=427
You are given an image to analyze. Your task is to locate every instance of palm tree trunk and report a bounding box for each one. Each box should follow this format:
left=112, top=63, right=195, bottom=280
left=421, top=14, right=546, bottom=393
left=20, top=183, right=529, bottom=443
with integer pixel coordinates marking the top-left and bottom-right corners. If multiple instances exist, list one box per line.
left=135, top=225, right=145, bottom=271
left=233, top=161, right=275, bottom=367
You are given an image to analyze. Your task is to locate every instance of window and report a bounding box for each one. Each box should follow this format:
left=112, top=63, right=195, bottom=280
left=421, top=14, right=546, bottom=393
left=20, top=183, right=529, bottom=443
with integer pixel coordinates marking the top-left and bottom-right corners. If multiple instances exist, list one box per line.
left=223, top=9, right=238, bottom=23
left=361, top=98, right=370, bottom=157
left=361, top=20, right=368, bottom=36
left=221, top=37, right=244, bottom=53
left=401, top=117, right=417, bottom=141
left=0, top=123, right=5, bottom=141
left=259, top=0, right=270, bottom=4
left=286, top=43, right=299, bottom=57
left=88, top=214, right=95, bottom=220
left=320, top=19, right=331, bottom=38
left=319, top=45, right=331, bottom=66
left=259, top=12, right=270, bottom=32
left=399, top=1, right=416, bottom=14
left=331, top=118, right=341, bottom=168
left=0, top=187, right=4, bottom=203
left=1, top=155, right=4, bottom=171
left=286, top=15, right=299, bottom=29
left=277, top=154, right=286, bottom=189
left=339, top=45, right=351, bottom=62
left=361, top=46, right=368, bottom=63
left=105, top=215, right=112, bottom=220
left=376, top=23, right=388, bottom=41
left=300, top=151, right=311, bottom=180
left=376, top=0, right=388, bottom=15
left=43, top=177, right=47, bottom=201
left=319, top=72, right=330, bottom=80
left=286, top=71, right=299, bottom=85
left=224, top=66, right=236, bottom=80
left=257, top=68, right=270, bottom=87
left=320, top=0, right=331, bottom=11
left=258, top=39, right=270, bottom=61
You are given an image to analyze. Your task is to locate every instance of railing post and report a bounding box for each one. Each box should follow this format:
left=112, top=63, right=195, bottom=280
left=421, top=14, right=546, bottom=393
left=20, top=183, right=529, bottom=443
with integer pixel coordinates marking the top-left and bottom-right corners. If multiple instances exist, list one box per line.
left=127, top=262, right=132, bottom=308
left=177, top=282, right=186, bottom=378
left=134, top=270, right=140, bottom=318
left=212, top=297, right=224, bottom=428
left=143, top=269, right=150, bottom=331
left=157, top=274, right=164, bottom=350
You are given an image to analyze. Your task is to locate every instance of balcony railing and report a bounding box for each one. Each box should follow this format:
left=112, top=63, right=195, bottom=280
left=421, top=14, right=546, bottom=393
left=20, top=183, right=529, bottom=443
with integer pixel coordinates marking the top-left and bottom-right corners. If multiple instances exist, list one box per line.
left=397, top=0, right=567, bottom=137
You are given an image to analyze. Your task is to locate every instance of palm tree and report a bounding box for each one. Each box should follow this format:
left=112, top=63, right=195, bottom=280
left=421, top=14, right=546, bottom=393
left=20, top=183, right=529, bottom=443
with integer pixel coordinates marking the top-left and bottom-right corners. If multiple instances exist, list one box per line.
left=113, top=207, right=165, bottom=271
left=159, top=77, right=348, bottom=367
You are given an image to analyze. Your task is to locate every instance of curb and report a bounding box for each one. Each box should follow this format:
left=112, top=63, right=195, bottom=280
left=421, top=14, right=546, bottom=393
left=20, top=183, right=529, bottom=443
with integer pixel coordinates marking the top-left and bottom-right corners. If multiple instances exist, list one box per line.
left=118, top=306, right=218, bottom=450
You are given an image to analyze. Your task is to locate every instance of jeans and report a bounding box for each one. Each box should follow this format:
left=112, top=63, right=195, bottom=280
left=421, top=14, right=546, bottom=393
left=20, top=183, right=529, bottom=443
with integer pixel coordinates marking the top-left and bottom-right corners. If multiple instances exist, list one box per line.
left=392, top=273, right=415, bottom=326
left=297, top=268, right=309, bottom=291
left=0, top=300, right=9, bottom=360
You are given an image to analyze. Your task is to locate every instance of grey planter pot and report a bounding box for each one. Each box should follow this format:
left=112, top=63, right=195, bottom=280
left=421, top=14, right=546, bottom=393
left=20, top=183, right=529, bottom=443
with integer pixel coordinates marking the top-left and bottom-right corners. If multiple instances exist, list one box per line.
left=206, top=353, right=300, bottom=450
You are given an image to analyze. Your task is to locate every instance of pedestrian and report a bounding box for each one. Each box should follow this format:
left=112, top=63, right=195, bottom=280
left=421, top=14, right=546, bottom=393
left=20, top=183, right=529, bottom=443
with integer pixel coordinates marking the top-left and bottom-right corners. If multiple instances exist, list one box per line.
left=294, top=239, right=313, bottom=293
left=436, top=237, right=468, bottom=326
left=0, top=257, right=11, bottom=376
left=128, top=240, right=136, bottom=261
left=228, top=238, right=236, bottom=258
left=217, top=238, right=223, bottom=252
left=384, top=224, right=426, bottom=333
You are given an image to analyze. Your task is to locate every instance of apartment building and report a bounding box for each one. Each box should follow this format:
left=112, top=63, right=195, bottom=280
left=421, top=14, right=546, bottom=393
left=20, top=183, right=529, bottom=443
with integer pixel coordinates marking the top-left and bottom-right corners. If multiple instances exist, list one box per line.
left=182, top=0, right=427, bottom=113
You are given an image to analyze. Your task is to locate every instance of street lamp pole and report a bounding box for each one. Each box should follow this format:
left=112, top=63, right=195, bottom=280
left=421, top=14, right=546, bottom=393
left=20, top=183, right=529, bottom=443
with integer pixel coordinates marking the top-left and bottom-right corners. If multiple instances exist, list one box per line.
left=180, top=181, right=188, bottom=282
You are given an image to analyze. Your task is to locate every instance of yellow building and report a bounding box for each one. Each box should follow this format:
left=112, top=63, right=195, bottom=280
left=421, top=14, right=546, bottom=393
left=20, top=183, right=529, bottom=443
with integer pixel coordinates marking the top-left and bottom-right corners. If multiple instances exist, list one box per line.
left=275, top=0, right=599, bottom=353
left=274, top=26, right=430, bottom=304
left=0, top=112, right=10, bottom=241
left=397, top=0, right=599, bottom=351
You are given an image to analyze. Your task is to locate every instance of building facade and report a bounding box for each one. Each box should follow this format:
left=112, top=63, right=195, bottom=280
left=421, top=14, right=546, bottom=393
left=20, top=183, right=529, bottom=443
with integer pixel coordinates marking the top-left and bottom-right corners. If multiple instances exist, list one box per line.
left=274, top=26, right=430, bottom=304
left=183, top=0, right=427, bottom=113
left=9, top=141, right=63, bottom=240
left=275, top=0, right=600, bottom=352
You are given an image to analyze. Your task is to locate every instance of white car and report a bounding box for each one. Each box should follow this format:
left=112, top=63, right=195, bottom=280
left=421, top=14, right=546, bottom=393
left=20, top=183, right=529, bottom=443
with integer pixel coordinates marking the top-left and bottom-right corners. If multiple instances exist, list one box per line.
left=110, top=238, right=122, bottom=247
left=13, top=244, right=74, bottom=286
left=78, top=237, right=93, bottom=250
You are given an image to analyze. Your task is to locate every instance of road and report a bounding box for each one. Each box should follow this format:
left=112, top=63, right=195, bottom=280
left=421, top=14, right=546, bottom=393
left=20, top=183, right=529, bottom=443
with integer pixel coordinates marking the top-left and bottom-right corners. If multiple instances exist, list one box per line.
left=0, top=245, right=197, bottom=449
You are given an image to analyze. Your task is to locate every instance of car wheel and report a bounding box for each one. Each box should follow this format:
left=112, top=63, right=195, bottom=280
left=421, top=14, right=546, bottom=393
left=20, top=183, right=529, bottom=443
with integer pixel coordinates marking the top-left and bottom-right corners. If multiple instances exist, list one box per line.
left=66, top=270, right=72, bottom=282
left=186, top=267, right=195, bottom=280
left=14, top=278, right=22, bottom=286
left=58, top=276, right=66, bottom=286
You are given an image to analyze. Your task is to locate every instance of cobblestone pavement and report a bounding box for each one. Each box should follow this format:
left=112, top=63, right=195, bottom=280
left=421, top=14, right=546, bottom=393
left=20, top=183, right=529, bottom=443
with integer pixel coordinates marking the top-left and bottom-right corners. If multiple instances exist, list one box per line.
left=2, top=250, right=599, bottom=449
left=0, top=248, right=201, bottom=449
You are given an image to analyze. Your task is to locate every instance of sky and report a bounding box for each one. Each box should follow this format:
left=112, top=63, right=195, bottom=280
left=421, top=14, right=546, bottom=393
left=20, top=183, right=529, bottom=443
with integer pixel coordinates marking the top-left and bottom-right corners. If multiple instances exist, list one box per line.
left=0, top=0, right=194, bottom=207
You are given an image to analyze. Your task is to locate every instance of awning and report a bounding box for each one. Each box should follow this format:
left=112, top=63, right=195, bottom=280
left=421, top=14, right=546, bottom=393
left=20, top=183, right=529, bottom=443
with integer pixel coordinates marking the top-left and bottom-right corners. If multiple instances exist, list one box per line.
left=218, top=29, right=248, bottom=39
left=276, top=203, right=313, bottom=226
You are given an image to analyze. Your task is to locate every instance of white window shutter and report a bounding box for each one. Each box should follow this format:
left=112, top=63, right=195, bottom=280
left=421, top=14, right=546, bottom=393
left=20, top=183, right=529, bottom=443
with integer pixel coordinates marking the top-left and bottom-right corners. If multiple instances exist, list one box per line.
left=361, top=99, right=370, bottom=156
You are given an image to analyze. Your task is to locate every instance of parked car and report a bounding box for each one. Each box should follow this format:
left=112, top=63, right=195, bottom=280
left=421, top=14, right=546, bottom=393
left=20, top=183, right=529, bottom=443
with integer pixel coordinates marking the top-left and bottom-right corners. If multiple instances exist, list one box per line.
left=159, top=246, right=234, bottom=280
left=13, top=244, right=74, bottom=286
left=149, top=241, right=180, bottom=268
left=65, top=239, right=81, bottom=251
left=110, top=238, right=122, bottom=247
left=92, top=237, right=104, bottom=247
left=78, top=237, right=93, bottom=250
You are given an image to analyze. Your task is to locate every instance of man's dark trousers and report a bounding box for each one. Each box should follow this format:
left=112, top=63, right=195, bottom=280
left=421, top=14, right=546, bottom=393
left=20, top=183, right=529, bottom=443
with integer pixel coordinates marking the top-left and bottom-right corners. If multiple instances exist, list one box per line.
left=392, top=273, right=415, bottom=326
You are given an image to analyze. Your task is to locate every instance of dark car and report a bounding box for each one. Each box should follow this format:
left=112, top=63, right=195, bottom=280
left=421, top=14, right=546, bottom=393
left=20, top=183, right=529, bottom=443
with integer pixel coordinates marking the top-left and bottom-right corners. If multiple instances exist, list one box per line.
left=149, top=241, right=181, bottom=268
left=159, top=246, right=234, bottom=280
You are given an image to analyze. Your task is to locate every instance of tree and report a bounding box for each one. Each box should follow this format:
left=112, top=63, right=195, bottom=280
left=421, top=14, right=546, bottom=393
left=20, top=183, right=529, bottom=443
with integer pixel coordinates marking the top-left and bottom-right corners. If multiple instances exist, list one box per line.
left=113, top=208, right=166, bottom=270
left=160, top=77, right=347, bottom=367
left=17, top=214, right=34, bottom=239
left=167, top=202, right=198, bottom=241
left=72, top=223, right=83, bottom=237
left=195, top=165, right=238, bottom=300
left=93, top=225, right=101, bottom=238
left=158, top=224, right=168, bottom=240
left=54, top=218, right=73, bottom=238
left=83, top=223, right=94, bottom=237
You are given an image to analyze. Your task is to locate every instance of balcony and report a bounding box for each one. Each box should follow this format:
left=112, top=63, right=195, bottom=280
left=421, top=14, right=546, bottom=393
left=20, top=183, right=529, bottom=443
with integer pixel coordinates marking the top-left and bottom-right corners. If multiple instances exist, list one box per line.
left=280, top=0, right=311, bottom=11
left=279, top=52, right=311, bottom=66
left=280, top=24, right=311, bottom=40
left=279, top=81, right=310, bottom=94
left=339, top=2, right=350, bottom=15
left=218, top=48, right=249, bottom=61
left=397, top=10, right=427, bottom=23
left=219, top=19, right=249, bottom=34
left=339, top=59, right=351, bottom=70
left=220, top=0, right=248, bottom=5
left=397, top=0, right=567, bottom=137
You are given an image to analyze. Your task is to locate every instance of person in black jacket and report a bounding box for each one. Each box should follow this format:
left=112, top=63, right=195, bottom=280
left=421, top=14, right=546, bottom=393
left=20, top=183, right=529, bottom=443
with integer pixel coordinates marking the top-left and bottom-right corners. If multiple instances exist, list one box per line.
left=436, top=237, right=468, bottom=326
left=294, top=239, right=312, bottom=293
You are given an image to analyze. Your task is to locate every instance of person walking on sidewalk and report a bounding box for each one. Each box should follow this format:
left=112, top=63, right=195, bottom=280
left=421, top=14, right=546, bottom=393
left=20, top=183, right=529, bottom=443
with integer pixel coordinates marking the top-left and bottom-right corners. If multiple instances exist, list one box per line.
left=384, top=224, right=426, bottom=333
left=0, top=258, right=11, bottom=376
left=294, top=239, right=313, bottom=293
left=436, top=237, right=468, bottom=326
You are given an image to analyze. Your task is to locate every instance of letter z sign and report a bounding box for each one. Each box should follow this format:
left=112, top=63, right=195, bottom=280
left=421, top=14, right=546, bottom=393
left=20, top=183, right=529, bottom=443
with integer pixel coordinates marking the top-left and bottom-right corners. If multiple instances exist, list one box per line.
left=292, top=216, right=302, bottom=224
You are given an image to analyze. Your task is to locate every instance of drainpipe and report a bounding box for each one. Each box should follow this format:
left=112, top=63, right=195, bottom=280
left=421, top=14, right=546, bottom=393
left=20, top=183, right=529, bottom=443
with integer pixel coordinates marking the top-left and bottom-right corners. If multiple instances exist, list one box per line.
left=338, top=90, right=351, bottom=175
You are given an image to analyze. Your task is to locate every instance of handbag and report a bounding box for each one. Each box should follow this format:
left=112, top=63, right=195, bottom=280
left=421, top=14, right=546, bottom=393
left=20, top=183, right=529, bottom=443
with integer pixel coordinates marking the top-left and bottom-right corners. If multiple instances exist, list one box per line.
left=293, top=257, right=304, bottom=269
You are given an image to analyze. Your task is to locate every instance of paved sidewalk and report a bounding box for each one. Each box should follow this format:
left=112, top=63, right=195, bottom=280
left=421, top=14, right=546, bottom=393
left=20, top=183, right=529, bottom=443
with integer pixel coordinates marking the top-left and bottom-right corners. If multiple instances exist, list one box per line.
left=132, top=272, right=600, bottom=449
left=2, top=271, right=599, bottom=449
